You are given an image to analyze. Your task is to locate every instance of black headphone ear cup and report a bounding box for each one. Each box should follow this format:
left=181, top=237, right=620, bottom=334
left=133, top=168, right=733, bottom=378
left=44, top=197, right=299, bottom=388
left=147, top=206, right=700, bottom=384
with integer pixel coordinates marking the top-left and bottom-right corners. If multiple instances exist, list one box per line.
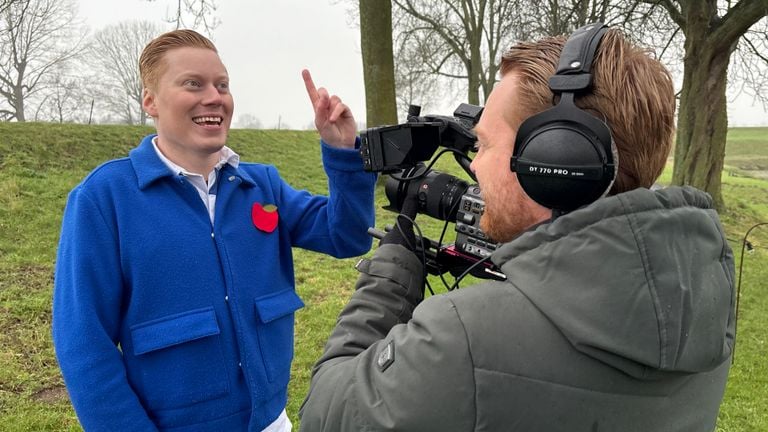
left=512, top=105, right=615, bottom=211
left=505, top=22, right=618, bottom=212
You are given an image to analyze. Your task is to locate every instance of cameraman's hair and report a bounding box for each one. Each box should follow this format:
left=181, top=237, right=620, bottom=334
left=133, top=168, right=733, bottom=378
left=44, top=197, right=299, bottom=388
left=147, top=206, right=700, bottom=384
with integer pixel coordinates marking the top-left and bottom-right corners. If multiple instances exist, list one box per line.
left=140, top=29, right=218, bottom=91
left=500, top=29, right=675, bottom=194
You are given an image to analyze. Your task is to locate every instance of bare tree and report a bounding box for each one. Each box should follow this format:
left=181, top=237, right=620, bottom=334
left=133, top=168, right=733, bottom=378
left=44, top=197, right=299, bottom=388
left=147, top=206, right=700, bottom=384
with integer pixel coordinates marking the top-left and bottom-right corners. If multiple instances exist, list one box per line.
left=393, top=0, right=528, bottom=105
left=34, top=69, right=89, bottom=123
left=0, top=0, right=22, bottom=15
left=85, top=20, right=166, bottom=125
left=387, top=0, right=650, bottom=116
left=528, top=0, right=616, bottom=34
left=0, top=0, right=83, bottom=122
left=393, top=43, right=442, bottom=117
left=613, top=0, right=768, bottom=210
left=145, top=0, right=219, bottom=37
left=729, top=17, right=768, bottom=108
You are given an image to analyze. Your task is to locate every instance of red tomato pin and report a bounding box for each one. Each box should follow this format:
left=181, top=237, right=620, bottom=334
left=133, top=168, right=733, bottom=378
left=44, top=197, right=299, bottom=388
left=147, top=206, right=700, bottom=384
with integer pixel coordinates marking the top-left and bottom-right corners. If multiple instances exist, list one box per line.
left=251, top=203, right=279, bottom=233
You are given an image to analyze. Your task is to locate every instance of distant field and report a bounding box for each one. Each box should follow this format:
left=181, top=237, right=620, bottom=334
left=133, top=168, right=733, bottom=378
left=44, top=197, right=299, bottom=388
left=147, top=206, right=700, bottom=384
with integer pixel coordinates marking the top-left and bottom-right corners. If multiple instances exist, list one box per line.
left=0, top=123, right=765, bottom=431
left=724, top=127, right=768, bottom=178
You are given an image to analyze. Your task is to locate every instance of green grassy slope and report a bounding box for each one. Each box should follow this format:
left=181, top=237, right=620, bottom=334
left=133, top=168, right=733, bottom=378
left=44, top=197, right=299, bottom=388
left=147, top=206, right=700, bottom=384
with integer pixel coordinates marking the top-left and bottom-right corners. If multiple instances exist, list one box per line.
left=0, top=123, right=765, bottom=431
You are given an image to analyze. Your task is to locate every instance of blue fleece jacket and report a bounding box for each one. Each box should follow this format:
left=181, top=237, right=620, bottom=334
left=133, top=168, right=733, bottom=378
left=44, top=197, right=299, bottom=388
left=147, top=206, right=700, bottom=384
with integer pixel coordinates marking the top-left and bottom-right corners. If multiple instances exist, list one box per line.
left=52, top=134, right=376, bottom=431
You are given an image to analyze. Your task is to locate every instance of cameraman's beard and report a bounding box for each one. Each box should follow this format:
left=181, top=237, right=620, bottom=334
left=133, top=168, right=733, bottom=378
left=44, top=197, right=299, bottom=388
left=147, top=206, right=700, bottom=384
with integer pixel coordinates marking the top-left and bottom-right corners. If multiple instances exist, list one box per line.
left=479, top=182, right=542, bottom=244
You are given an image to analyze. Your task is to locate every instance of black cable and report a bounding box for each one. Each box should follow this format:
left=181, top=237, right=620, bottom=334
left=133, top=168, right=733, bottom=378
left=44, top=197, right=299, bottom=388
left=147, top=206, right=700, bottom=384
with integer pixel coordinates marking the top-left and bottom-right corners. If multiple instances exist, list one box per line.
left=388, top=148, right=473, bottom=182
left=390, top=214, right=433, bottom=296
left=449, top=254, right=494, bottom=291
left=435, top=199, right=466, bottom=292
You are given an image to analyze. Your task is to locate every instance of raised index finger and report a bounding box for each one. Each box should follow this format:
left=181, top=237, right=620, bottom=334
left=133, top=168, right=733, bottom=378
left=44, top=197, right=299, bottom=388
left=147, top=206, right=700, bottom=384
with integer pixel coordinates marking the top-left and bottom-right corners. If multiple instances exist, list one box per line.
left=302, top=69, right=319, bottom=105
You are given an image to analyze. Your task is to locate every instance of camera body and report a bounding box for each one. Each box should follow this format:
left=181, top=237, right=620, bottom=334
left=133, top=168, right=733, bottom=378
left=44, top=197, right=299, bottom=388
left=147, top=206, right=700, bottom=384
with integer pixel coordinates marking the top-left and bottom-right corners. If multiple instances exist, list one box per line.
left=361, top=104, right=504, bottom=281
left=455, top=185, right=497, bottom=259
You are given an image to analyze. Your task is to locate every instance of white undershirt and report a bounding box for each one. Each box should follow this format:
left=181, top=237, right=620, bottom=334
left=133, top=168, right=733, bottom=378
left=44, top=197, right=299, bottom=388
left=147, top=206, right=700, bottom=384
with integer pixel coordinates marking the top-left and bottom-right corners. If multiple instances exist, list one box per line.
left=152, top=137, right=239, bottom=224
left=263, top=410, right=292, bottom=432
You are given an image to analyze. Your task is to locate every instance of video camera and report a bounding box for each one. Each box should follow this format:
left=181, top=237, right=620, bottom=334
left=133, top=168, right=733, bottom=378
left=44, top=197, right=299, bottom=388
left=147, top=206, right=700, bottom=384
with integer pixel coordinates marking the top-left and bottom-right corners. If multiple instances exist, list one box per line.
left=360, top=104, right=505, bottom=284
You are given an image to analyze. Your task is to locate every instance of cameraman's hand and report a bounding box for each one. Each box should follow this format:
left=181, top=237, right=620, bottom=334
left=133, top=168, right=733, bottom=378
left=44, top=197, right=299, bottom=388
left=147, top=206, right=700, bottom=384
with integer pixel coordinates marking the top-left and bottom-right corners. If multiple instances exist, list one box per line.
left=380, top=194, right=420, bottom=252
left=302, top=69, right=357, bottom=149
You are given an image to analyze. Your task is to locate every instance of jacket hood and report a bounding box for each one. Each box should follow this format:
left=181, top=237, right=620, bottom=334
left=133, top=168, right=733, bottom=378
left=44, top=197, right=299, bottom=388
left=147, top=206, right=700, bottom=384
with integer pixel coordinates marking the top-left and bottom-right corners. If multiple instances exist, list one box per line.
left=492, top=186, right=735, bottom=379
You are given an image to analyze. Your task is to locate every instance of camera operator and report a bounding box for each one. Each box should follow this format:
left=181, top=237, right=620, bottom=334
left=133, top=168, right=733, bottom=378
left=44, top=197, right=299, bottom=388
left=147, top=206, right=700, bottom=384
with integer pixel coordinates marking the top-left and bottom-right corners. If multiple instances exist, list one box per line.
left=299, top=24, right=734, bottom=432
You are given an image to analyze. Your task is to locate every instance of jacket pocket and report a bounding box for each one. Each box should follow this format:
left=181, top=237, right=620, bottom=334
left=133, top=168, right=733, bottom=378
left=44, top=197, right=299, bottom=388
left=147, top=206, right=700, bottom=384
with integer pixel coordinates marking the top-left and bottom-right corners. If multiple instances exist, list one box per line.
left=254, top=289, right=304, bottom=383
left=129, top=307, right=229, bottom=410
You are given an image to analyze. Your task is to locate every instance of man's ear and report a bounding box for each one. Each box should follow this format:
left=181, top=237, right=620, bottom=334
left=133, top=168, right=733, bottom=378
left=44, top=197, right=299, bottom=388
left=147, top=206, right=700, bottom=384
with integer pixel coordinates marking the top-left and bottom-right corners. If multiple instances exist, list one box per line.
left=142, top=88, right=158, bottom=118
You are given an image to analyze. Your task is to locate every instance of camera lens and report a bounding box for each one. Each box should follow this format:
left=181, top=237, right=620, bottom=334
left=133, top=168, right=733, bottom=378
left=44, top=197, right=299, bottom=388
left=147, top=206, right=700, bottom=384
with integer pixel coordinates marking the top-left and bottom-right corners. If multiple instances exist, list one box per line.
left=385, top=168, right=469, bottom=223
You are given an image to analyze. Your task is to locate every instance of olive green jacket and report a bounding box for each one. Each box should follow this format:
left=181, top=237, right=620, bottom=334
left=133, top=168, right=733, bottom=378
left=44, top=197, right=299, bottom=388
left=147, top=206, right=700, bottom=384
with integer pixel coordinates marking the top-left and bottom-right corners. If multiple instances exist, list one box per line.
left=299, top=186, right=735, bottom=432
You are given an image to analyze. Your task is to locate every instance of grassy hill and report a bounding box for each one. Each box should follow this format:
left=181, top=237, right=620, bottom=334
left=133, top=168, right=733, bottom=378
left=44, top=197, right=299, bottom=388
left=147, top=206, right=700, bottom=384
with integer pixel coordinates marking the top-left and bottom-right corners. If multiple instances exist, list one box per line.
left=0, top=122, right=766, bottom=431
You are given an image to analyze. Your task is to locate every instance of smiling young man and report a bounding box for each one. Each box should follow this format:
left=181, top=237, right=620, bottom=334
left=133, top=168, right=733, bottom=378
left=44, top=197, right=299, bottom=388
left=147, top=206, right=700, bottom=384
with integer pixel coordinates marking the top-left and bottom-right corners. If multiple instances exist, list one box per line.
left=52, top=30, right=376, bottom=432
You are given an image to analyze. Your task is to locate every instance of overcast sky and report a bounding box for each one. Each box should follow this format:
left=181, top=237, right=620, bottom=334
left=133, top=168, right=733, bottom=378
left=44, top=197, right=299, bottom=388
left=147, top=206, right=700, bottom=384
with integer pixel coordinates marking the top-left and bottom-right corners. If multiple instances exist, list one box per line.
left=76, top=0, right=767, bottom=128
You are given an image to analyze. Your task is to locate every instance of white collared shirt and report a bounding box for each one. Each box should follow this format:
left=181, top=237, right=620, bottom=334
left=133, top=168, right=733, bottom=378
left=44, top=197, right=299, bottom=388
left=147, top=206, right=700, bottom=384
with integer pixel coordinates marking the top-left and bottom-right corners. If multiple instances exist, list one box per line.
left=152, top=137, right=240, bottom=224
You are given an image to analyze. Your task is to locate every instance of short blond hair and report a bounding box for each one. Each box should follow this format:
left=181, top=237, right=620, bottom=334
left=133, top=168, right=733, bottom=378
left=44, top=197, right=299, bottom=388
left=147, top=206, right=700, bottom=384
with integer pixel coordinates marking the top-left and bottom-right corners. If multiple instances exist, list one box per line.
left=500, top=29, right=676, bottom=193
left=139, top=29, right=218, bottom=91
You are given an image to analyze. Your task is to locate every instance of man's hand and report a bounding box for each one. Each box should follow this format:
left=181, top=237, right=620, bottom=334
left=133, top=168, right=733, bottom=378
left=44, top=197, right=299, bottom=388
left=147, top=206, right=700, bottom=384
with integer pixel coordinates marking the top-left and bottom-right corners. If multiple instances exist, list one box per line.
left=302, top=69, right=357, bottom=149
left=380, top=194, right=420, bottom=251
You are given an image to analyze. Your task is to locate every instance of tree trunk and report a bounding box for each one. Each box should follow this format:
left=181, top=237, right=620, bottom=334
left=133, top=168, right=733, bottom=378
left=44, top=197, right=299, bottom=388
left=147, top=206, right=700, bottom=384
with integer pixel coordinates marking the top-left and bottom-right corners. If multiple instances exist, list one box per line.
left=466, top=42, right=482, bottom=105
left=673, top=38, right=730, bottom=209
left=14, top=84, right=24, bottom=122
left=359, top=0, right=398, bottom=127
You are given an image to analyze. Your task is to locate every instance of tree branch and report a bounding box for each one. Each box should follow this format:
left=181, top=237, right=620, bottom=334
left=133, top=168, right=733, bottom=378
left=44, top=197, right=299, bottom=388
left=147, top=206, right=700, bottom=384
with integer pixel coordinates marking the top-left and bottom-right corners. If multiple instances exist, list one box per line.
left=743, top=32, right=768, bottom=63
left=640, top=0, right=685, bottom=27
left=714, top=0, right=768, bottom=47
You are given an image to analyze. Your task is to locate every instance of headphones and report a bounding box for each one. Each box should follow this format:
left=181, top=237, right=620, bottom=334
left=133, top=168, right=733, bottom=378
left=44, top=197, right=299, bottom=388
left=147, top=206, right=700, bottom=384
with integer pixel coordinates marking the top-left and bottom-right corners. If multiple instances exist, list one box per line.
left=510, top=22, right=616, bottom=212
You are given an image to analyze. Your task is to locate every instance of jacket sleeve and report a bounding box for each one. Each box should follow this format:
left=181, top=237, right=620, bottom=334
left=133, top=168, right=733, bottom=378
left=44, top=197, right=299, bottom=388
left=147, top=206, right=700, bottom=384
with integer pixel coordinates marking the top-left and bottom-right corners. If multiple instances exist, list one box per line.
left=275, top=138, right=376, bottom=258
left=52, top=187, right=158, bottom=432
left=299, top=245, right=476, bottom=432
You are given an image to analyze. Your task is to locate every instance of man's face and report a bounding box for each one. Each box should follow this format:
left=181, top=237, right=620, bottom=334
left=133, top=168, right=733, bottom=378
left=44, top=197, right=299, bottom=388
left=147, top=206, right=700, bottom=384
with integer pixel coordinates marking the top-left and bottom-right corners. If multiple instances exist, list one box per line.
left=470, top=72, right=551, bottom=243
left=142, top=47, right=234, bottom=166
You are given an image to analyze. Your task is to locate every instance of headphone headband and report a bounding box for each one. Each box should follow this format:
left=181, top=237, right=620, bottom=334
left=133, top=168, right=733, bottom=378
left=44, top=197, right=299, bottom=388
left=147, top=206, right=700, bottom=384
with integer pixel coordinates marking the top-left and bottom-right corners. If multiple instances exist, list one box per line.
left=548, top=23, right=609, bottom=93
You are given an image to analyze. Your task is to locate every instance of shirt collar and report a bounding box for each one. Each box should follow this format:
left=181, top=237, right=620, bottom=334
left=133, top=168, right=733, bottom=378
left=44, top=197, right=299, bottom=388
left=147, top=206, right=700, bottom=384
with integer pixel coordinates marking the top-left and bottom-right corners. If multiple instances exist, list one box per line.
left=151, top=136, right=240, bottom=176
left=131, top=134, right=256, bottom=190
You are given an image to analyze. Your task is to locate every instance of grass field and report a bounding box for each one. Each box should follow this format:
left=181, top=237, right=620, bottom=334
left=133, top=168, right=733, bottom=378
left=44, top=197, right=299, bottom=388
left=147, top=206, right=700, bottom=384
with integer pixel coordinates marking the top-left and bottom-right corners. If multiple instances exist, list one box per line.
left=0, top=122, right=766, bottom=431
